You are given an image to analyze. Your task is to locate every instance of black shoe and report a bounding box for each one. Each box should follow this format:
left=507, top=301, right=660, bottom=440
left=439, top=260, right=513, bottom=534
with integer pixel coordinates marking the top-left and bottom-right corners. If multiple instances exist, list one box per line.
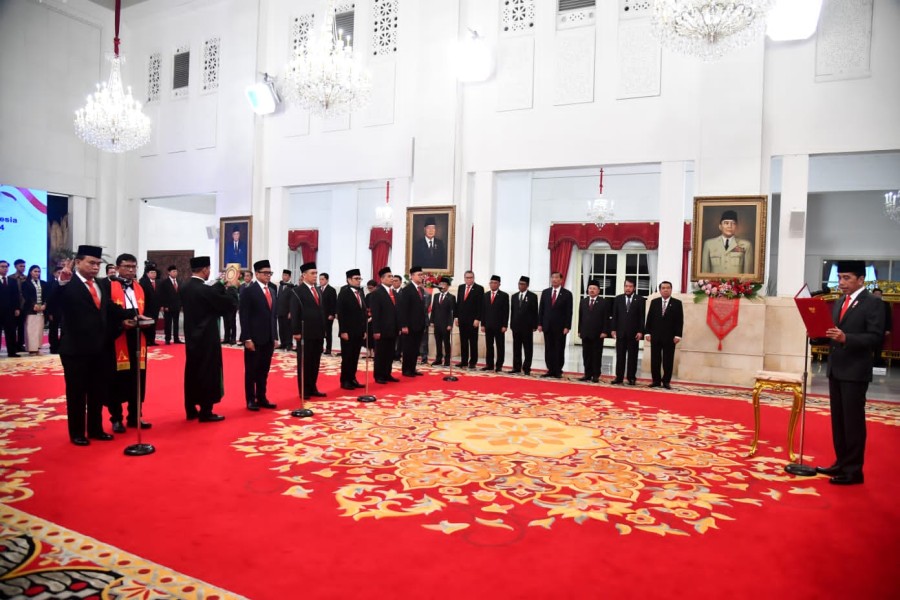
left=421, top=358, right=429, bottom=365
left=386, top=376, right=400, bottom=383
left=309, top=391, right=327, bottom=398
left=341, top=383, right=357, bottom=390
left=540, top=373, right=554, bottom=378
left=627, top=380, right=636, bottom=386
left=246, top=403, right=260, bottom=411
left=816, top=464, right=842, bottom=476
left=8, top=353, right=19, bottom=358
left=523, top=370, right=530, bottom=376
left=71, top=437, right=90, bottom=446
left=186, top=411, right=199, bottom=420
left=591, top=378, right=600, bottom=383
left=495, top=368, right=503, bottom=373
left=480, top=366, right=493, bottom=371
left=165, top=341, right=171, bottom=345
left=88, top=432, right=114, bottom=441
left=455, top=362, right=466, bottom=368
left=663, top=383, right=672, bottom=390
left=111, top=420, right=126, bottom=434
left=351, top=381, right=364, bottom=389
left=126, top=419, right=152, bottom=429
left=431, top=361, right=443, bottom=367
left=375, top=378, right=388, bottom=384
left=198, top=413, right=225, bottom=422
left=324, top=351, right=332, bottom=355
left=829, top=473, right=864, bottom=485
left=402, top=371, right=417, bottom=377
left=578, top=376, right=592, bottom=382
left=510, top=369, right=521, bottom=374
left=610, top=379, right=623, bottom=385
left=649, top=383, right=661, bottom=388
left=258, top=400, right=277, bottom=409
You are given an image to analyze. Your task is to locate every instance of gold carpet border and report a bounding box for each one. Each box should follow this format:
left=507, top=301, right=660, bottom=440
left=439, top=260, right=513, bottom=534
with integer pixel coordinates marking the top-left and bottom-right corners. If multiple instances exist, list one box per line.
left=0, top=504, right=246, bottom=600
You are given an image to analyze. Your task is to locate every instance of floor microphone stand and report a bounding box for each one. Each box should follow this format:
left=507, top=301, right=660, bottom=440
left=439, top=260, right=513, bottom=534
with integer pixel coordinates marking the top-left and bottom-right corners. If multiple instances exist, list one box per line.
left=125, top=319, right=155, bottom=456
left=785, top=334, right=816, bottom=476
left=292, top=319, right=314, bottom=418
left=358, top=337, right=376, bottom=403
left=443, top=328, right=458, bottom=382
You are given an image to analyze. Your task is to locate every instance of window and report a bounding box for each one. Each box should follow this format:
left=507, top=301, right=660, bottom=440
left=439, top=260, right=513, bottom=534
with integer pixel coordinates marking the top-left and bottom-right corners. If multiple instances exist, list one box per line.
left=583, top=250, right=651, bottom=299
left=821, top=259, right=899, bottom=291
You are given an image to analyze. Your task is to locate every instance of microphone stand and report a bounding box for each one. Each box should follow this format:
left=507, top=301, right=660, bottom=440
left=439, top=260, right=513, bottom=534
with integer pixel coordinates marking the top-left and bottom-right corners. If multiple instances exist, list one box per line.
left=291, top=309, right=314, bottom=418
left=358, top=334, right=376, bottom=402
left=784, top=334, right=815, bottom=476
left=125, top=315, right=155, bottom=456
left=443, top=327, right=458, bottom=382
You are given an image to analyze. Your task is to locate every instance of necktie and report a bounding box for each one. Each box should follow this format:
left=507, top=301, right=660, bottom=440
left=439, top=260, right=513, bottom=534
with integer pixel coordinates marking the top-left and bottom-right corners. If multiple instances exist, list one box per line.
left=626, top=295, right=632, bottom=311
left=440, top=293, right=445, bottom=304
left=151, top=280, right=156, bottom=290
left=589, top=298, right=594, bottom=310
left=552, top=289, right=557, bottom=305
left=389, top=288, right=396, bottom=305
left=173, top=279, right=178, bottom=292
left=312, top=285, right=320, bottom=305
left=264, top=286, right=272, bottom=309
left=234, top=241, right=238, bottom=251
left=87, top=279, right=101, bottom=309
left=1, top=276, right=5, bottom=285
left=491, top=291, right=496, bottom=304
left=662, top=300, right=667, bottom=316
left=354, top=289, right=362, bottom=307
left=465, top=286, right=471, bottom=301
left=520, top=293, right=525, bottom=303
left=839, top=294, right=851, bottom=320
left=724, top=239, right=730, bottom=250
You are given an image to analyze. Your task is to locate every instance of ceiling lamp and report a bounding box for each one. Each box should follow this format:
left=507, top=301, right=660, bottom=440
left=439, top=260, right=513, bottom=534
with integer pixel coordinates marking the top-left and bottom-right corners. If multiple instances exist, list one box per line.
left=766, top=0, right=822, bottom=41
left=74, top=0, right=150, bottom=153
left=375, top=181, right=393, bottom=231
left=886, top=191, right=900, bottom=225
left=281, top=0, right=372, bottom=117
left=587, top=169, right=615, bottom=230
left=651, top=0, right=775, bottom=61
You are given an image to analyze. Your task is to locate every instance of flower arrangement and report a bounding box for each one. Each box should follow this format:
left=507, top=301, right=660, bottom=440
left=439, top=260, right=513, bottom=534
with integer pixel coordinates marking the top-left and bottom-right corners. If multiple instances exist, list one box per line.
left=404, top=272, right=449, bottom=289
left=693, top=278, right=762, bottom=303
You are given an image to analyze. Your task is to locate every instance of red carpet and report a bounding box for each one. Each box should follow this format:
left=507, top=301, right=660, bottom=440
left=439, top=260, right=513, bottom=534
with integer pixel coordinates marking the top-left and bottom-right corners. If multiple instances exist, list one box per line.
left=1, top=346, right=898, bottom=599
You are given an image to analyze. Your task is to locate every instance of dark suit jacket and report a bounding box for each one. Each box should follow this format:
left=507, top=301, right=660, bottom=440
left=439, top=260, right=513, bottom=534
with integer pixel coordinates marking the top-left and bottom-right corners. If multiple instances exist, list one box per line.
left=239, top=282, right=277, bottom=344
left=289, top=284, right=326, bottom=340
left=158, top=277, right=182, bottom=311
left=138, top=275, right=160, bottom=320
left=430, top=290, right=456, bottom=330
left=276, top=282, right=295, bottom=318
left=320, top=284, right=337, bottom=319
left=397, top=284, right=428, bottom=333
left=578, top=296, right=611, bottom=339
left=20, top=279, right=50, bottom=315
left=538, top=287, right=573, bottom=332
left=482, top=289, right=510, bottom=330
left=645, top=296, right=683, bottom=342
left=45, top=279, right=63, bottom=319
left=369, top=285, right=398, bottom=336
left=0, top=275, right=18, bottom=316
left=510, top=290, right=538, bottom=332
left=828, top=290, right=885, bottom=382
left=337, top=285, right=368, bottom=337
left=411, top=237, right=447, bottom=270
left=611, top=294, right=646, bottom=337
left=454, top=283, right=484, bottom=325
left=59, top=277, right=112, bottom=356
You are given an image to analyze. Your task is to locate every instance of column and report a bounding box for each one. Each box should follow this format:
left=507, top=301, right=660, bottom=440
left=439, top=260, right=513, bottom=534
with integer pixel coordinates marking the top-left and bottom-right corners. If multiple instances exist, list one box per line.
left=470, top=170, right=496, bottom=279
left=658, top=161, right=688, bottom=289
left=266, top=186, right=286, bottom=269
left=777, top=154, right=810, bottom=295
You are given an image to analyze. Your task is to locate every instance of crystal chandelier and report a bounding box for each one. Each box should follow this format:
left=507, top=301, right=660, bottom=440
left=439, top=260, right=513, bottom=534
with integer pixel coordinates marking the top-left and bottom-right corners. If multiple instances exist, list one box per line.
left=651, top=0, right=775, bottom=61
left=375, top=181, right=393, bottom=231
left=587, top=169, right=615, bottom=230
left=74, top=0, right=150, bottom=153
left=281, top=0, right=372, bottom=117
left=886, top=191, right=900, bottom=225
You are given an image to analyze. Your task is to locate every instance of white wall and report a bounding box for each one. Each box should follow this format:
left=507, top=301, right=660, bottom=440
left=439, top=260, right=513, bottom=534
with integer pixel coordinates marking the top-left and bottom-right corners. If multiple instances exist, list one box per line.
left=137, top=196, right=217, bottom=264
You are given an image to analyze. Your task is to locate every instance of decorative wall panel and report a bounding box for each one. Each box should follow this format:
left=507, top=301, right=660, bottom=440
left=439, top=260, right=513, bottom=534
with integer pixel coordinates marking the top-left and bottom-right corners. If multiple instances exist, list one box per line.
left=202, top=36, right=220, bottom=93
left=372, top=0, right=399, bottom=56
left=553, top=28, right=595, bottom=105
left=815, top=0, right=873, bottom=81
left=147, top=52, right=161, bottom=103
left=501, top=0, right=535, bottom=35
left=497, top=36, right=535, bottom=111
left=616, top=19, right=660, bottom=99
left=289, top=14, right=315, bottom=57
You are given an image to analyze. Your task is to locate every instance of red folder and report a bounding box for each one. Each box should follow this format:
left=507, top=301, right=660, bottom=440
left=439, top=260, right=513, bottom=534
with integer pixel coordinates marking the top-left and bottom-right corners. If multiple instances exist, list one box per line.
left=794, top=284, right=834, bottom=338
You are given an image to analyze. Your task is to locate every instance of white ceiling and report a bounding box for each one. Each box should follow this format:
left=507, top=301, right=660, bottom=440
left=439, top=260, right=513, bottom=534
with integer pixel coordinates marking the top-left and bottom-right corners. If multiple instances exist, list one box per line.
left=84, top=0, right=153, bottom=9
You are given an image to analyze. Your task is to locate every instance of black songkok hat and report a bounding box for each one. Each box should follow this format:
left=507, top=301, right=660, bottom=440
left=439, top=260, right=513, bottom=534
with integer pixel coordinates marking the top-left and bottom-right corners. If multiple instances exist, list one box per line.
left=190, top=256, right=211, bottom=269
left=721, top=210, right=738, bottom=223
left=300, top=262, right=316, bottom=273
left=283, top=269, right=292, bottom=276
left=587, top=280, right=600, bottom=288
left=232, top=225, right=241, bottom=233
left=519, top=276, right=530, bottom=284
left=836, top=260, right=866, bottom=276
left=440, top=276, right=452, bottom=285
left=378, top=267, right=392, bottom=277
left=76, top=245, right=102, bottom=259
left=346, top=268, right=361, bottom=278
left=254, top=260, right=271, bottom=272
left=409, top=265, right=423, bottom=275
left=490, top=275, right=501, bottom=282
left=424, top=217, right=436, bottom=227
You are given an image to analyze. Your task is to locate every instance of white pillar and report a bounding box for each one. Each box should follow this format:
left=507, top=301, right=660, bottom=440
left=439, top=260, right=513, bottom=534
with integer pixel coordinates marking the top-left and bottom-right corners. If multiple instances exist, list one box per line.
left=777, top=154, right=810, bottom=295
left=470, top=170, right=495, bottom=280
left=70, top=196, right=88, bottom=249
left=658, top=161, right=688, bottom=289
left=266, top=186, right=286, bottom=269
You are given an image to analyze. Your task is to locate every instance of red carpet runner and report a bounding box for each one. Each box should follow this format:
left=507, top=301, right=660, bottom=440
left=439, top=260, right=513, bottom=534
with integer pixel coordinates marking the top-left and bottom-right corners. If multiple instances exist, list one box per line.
left=1, top=346, right=898, bottom=599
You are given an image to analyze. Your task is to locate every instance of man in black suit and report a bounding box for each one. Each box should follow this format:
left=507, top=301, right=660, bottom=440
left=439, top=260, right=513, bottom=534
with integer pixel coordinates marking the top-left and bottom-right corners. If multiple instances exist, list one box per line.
left=411, top=216, right=448, bottom=270
left=397, top=265, right=428, bottom=377
left=454, top=271, right=484, bottom=369
left=11, top=259, right=27, bottom=353
left=510, top=275, right=538, bottom=375
left=644, top=281, right=683, bottom=389
left=181, top=256, right=239, bottom=422
left=158, top=265, right=182, bottom=344
left=0, top=260, right=20, bottom=357
left=276, top=270, right=295, bottom=350
left=817, top=260, right=885, bottom=485
left=138, top=262, right=160, bottom=346
left=336, top=268, right=367, bottom=390
left=319, top=273, right=338, bottom=355
left=538, top=272, right=573, bottom=378
left=577, top=280, right=610, bottom=383
left=290, top=262, right=327, bottom=399
left=481, top=275, right=509, bottom=372
left=610, top=278, right=646, bottom=385
left=370, top=267, right=400, bottom=384
left=239, top=260, right=279, bottom=412
left=58, top=245, right=125, bottom=445
left=430, top=276, right=455, bottom=366
left=45, top=266, right=64, bottom=354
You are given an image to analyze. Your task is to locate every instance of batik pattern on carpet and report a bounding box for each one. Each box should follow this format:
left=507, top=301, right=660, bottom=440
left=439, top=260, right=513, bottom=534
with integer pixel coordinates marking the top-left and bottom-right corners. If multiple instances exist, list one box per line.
left=0, top=505, right=245, bottom=600
left=233, top=388, right=831, bottom=537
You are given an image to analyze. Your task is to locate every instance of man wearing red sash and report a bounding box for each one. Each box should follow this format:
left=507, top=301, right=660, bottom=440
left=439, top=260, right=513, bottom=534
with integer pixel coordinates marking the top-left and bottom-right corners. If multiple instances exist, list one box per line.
left=105, top=254, right=153, bottom=433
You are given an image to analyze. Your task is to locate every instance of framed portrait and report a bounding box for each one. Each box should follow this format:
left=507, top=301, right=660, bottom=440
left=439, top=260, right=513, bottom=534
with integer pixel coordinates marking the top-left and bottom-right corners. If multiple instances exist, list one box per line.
left=219, top=216, right=252, bottom=271
left=406, top=206, right=456, bottom=275
left=692, top=196, right=767, bottom=282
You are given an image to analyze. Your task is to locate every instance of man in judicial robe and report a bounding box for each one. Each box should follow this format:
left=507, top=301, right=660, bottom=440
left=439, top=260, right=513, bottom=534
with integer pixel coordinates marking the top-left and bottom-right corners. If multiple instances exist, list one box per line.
left=538, top=272, right=573, bottom=378
left=610, top=277, right=645, bottom=385
left=397, top=265, right=427, bottom=377
left=276, top=269, right=295, bottom=350
left=181, top=256, right=238, bottom=422
left=336, top=268, right=367, bottom=390
left=239, top=260, right=278, bottom=411
left=290, top=262, right=327, bottom=399
left=510, top=276, right=538, bottom=375
left=138, top=262, right=160, bottom=346
left=369, top=267, right=399, bottom=384
left=454, top=270, right=484, bottom=369
left=481, top=275, right=510, bottom=372
left=577, top=280, right=610, bottom=383
left=430, top=276, right=455, bottom=367
left=644, top=281, right=683, bottom=389
left=105, top=253, right=154, bottom=433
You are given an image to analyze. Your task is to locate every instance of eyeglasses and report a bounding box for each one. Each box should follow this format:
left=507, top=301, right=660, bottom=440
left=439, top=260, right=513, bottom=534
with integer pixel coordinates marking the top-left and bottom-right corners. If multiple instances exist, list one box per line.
left=258, top=271, right=274, bottom=275
left=350, top=276, right=362, bottom=280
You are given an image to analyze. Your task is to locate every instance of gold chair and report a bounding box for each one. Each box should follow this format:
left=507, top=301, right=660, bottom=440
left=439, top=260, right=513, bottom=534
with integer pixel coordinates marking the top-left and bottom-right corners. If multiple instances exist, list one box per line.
left=748, top=370, right=804, bottom=461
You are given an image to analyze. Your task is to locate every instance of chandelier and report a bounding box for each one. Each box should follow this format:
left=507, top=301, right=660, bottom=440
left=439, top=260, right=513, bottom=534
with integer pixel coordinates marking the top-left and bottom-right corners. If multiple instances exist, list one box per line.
left=281, top=0, right=372, bottom=117
left=74, top=0, right=150, bottom=153
left=886, top=191, right=900, bottom=225
left=375, top=181, right=393, bottom=231
left=651, top=0, right=774, bottom=61
left=587, top=169, right=615, bottom=230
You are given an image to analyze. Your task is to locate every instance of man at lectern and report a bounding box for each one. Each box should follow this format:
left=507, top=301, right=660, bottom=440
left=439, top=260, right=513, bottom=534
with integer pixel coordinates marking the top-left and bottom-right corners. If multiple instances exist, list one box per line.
left=817, top=260, right=885, bottom=486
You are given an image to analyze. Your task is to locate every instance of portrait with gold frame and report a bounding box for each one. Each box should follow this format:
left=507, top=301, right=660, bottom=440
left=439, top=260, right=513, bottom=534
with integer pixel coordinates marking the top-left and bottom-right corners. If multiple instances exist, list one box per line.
left=692, top=195, right=767, bottom=283
left=219, top=216, right=252, bottom=271
left=405, top=206, right=456, bottom=275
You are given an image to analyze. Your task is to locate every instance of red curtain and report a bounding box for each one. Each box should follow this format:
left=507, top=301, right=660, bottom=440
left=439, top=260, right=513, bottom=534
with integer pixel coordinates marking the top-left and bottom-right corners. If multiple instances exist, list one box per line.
left=550, top=239, right=575, bottom=285
left=287, top=229, right=319, bottom=263
left=369, top=227, right=392, bottom=280
left=548, top=222, right=661, bottom=286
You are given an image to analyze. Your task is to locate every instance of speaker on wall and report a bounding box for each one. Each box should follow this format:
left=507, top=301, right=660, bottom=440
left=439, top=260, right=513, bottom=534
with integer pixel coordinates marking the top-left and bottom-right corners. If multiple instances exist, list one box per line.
left=788, top=210, right=806, bottom=237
